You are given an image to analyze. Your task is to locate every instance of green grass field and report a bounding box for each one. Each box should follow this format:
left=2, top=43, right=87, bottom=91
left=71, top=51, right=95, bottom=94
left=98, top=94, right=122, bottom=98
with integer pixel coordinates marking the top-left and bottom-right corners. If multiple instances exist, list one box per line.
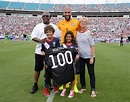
left=0, top=40, right=130, bottom=102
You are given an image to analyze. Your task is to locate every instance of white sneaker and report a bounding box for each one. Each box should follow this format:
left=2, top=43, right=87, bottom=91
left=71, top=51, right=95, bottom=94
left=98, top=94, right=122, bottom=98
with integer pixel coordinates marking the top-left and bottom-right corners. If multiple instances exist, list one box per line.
left=91, top=91, right=97, bottom=97
left=60, top=89, right=66, bottom=96
left=68, top=90, right=74, bottom=98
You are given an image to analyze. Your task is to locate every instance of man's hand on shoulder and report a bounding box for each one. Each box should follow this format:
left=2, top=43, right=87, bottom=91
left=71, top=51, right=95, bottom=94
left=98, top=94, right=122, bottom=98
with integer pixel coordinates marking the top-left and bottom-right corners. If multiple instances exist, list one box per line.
left=40, top=38, right=47, bottom=43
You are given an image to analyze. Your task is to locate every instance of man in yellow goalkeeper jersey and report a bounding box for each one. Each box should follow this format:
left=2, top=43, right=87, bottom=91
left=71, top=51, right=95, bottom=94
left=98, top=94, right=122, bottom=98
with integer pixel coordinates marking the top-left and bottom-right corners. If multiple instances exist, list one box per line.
left=57, top=6, right=79, bottom=44
left=57, top=6, right=79, bottom=93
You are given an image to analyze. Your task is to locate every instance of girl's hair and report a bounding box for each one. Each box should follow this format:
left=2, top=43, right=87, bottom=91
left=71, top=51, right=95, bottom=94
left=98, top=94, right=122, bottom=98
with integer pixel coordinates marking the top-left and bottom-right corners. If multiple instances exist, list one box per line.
left=63, top=31, right=76, bottom=44
left=44, top=25, right=55, bottom=34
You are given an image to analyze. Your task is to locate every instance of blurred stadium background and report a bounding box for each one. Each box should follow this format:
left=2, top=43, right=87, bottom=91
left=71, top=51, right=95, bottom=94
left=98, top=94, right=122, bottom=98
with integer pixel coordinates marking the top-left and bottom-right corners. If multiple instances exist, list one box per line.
left=0, top=0, right=130, bottom=42
left=0, top=1, right=130, bottom=102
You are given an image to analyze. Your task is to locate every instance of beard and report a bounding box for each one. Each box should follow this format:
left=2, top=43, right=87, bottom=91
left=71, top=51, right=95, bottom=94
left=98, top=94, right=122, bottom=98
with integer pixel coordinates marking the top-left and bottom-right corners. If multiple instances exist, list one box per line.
left=65, top=15, right=71, bottom=21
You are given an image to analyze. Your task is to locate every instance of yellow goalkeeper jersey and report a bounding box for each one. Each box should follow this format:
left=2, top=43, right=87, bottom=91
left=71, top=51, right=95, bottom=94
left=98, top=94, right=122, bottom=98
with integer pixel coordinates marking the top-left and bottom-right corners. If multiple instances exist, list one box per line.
left=57, top=18, right=79, bottom=43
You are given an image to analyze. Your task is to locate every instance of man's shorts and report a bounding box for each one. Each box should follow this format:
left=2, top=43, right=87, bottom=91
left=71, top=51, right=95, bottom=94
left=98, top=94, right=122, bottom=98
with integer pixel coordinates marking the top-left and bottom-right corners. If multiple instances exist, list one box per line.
left=34, top=53, right=44, bottom=72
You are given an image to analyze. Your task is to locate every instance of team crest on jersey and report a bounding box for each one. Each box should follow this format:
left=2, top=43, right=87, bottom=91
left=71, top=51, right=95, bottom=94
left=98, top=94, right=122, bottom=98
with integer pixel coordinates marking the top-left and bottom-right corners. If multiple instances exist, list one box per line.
left=70, top=46, right=74, bottom=48
left=71, top=23, right=75, bottom=26
left=53, top=41, right=56, bottom=47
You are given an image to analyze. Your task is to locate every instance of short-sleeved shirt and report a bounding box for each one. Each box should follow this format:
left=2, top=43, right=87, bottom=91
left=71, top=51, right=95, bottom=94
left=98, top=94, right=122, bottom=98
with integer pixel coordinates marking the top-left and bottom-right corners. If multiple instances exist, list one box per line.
left=76, top=30, right=95, bottom=59
left=57, top=18, right=79, bottom=43
left=31, top=23, right=60, bottom=55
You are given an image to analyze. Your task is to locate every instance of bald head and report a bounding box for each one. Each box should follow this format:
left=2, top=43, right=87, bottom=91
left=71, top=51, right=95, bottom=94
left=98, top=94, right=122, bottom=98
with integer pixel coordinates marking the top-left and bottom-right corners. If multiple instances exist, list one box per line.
left=63, top=6, right=72, bottom=21
left=63, top=6, right=72, bottom=13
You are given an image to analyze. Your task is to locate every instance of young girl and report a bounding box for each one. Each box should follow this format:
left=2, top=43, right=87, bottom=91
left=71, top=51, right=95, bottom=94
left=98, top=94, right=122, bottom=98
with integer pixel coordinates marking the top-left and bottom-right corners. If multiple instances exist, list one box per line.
left=41, top=25, right=60, bottom=97
left=60, top=31, right=78, bottom=98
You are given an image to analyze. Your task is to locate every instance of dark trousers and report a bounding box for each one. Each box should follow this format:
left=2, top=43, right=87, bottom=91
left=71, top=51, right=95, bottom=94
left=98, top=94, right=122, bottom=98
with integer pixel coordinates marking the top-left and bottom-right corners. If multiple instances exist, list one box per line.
left=120, top=41, right=123, bottom=46
left=79, top=57, right=96, bottom=91
left=44, top=67, right=52, bottom=87
left=44, top=67, right=57, bottom=88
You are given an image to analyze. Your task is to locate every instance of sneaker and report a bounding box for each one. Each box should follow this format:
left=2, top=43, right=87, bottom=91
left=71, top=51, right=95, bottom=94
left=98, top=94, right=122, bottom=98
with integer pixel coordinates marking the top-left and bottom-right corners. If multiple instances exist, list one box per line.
left=66, top=83, right=70, bottom=88
left=91, top=91, right=97, bottom=97
left=54, top=86, right=59, bottom=93
left=68, top=90, right=74, bottom=98
left=79, top=88, right=86, bottom=94
left=59, top=85, right=63, bottom=90
left=60, top=89, right=66, bottom=96
left=74, top=85, right=79, bottom=93
left=43, top=88, right=50, bottom=97
left=30, top=85, right=38, bottom=94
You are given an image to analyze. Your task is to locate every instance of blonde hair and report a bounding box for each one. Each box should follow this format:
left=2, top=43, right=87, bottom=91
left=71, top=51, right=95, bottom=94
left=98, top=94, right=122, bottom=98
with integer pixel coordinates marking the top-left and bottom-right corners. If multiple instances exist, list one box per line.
left=78, top=17, right=88, bottom=31
left=79, top=17, right=88, bottom=23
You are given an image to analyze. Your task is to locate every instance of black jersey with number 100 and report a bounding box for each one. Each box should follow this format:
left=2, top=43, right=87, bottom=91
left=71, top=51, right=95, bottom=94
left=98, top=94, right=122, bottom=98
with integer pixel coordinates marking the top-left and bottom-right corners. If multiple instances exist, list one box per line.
left=46, top=47, right=76, bottom=86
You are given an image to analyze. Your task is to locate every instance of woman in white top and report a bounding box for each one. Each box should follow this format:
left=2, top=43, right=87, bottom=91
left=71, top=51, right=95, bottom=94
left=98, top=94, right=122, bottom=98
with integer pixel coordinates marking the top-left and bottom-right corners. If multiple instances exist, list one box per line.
left=76, top=17, right=96, bottom=97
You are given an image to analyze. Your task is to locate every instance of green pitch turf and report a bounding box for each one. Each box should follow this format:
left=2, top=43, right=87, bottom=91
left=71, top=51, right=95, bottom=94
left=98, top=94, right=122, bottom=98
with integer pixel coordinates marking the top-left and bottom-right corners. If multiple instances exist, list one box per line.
left=0, top=41, right=130, bottom=102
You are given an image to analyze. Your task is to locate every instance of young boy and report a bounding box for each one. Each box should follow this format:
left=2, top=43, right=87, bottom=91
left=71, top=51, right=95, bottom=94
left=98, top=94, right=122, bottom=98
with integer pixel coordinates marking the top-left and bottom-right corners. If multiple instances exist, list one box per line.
left=41, top=25, right=60, bottom=97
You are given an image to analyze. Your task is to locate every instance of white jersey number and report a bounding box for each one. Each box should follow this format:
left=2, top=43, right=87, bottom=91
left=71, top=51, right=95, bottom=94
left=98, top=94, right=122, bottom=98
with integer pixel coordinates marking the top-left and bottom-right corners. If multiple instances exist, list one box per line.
left=49, top=51, right=73, bottom=69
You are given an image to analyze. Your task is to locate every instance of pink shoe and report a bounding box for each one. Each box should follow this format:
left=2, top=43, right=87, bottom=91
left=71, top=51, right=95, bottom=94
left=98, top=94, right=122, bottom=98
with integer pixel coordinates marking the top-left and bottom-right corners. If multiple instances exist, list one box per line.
left=68, top=90, right=74, bottom=98
left=60, top=89, right=66, bottom=96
